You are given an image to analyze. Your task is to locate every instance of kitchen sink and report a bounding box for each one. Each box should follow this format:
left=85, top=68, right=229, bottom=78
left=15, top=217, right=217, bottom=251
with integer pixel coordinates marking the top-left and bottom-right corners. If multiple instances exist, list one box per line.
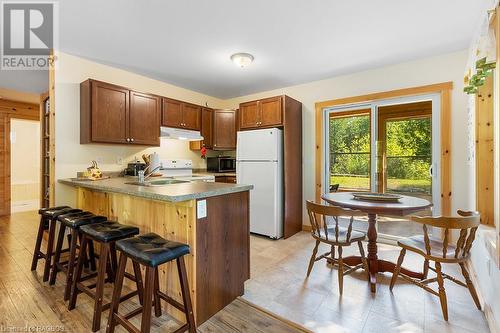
left=125, top=179, right=189, bottom=186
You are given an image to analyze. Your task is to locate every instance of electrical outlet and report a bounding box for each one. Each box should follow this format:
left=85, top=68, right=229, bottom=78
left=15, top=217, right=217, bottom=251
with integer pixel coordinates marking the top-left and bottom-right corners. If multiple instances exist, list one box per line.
left=116, top=156, right=124, bottom=165
left=197, top=200, right=207, bottom=219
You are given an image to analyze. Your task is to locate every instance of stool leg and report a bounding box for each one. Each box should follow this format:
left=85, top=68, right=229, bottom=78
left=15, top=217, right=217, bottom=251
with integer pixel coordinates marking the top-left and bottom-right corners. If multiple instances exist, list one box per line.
left=141, top=266, right=155, bottom=333
left=177, top=257, right=196, bottom=332
left=64, top=229, right=79, bottom=301
left=69, top=234, right=88, bottom=310
left=132, top=261, right=144, bottom=306
left=31, top=216, right=45, bottom=271
left=92, top=242, right=110, bottom=332
left=43, top=218, right=57, bottom=282
left=105, top=253, right=127, bottom=333
left=88, top=240, right=97, bottom=271
left=153, top=268, right=162, bottom=317
left=49, top=223, right=67, bottom=285
left=78, top=233, right=90, bottom=269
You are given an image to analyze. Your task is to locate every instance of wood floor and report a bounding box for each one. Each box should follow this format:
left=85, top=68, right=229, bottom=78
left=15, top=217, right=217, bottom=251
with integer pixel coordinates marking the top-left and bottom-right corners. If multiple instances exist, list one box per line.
left=0, top=211, right=309, bottom=333
left=244, top=232, right=490, bottom=333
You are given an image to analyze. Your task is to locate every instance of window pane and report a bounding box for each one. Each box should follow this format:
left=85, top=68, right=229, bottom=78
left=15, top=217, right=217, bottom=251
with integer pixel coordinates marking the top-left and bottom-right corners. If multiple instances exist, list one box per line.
left=329, top=113, right=370, bottom=190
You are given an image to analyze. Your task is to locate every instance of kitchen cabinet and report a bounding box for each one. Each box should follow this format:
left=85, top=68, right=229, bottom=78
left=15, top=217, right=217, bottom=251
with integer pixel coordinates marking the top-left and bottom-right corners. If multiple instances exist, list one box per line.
left=239, top=96, right=282, bottom=129
left=213, top=110, right=236, bottom=150
left=161, top=98, right=201, bottom=131
left=80, top=79, right=160, bottom=146
left=190, top=109, right=237, bottom=151
left=129, top=91, right=161, bottom=145
left=214, top=175, right=237, bottom=184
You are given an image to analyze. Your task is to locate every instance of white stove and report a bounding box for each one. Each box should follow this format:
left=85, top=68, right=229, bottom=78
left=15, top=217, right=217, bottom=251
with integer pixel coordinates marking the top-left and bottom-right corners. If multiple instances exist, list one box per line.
left=159, top=159, right=214, bottom=182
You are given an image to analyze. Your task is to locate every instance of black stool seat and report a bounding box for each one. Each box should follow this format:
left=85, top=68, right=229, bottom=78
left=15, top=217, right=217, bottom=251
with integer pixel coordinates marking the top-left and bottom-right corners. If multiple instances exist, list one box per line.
left=38, top=205, right=70, bottom=215
left=59, top=213, right=107, bottom=229
left=80, top=222, right=139, bottom=243
left=42, top=207, right=82, bottom=219
left=116, top=233, right=190, bottom=267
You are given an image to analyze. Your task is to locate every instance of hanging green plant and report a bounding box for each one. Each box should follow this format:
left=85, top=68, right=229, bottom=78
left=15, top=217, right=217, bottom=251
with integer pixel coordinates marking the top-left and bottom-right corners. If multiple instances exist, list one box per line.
left=464, top=57, right=496, bottom=94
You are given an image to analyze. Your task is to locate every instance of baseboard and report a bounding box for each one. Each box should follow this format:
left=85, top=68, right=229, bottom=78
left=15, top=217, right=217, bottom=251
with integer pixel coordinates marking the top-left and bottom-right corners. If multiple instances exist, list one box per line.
left=302, top=224, right=311, bottom=231
left=466, top=260, right=499, bottom=333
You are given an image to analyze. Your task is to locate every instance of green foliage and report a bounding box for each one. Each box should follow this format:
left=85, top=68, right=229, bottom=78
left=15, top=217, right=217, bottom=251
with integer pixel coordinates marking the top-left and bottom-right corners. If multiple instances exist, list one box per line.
left=329, top=114, right=431, bottom=193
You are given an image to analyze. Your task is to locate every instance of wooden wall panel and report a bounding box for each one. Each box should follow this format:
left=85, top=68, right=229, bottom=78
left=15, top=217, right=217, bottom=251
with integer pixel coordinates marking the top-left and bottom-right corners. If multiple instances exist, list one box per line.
left=476, top=76, right=494, bottom=226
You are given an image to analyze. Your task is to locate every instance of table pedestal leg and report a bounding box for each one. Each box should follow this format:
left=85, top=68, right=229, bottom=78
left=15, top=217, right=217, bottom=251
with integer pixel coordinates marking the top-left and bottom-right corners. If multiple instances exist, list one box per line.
left=367, top=213, right=378, bottom=292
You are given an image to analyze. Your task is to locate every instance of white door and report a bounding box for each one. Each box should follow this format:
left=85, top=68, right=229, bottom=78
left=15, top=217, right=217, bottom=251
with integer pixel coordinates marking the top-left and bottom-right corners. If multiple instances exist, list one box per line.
left=237, top=161, right=283, bottom=238
left=237, top=128, right=282, bottom=161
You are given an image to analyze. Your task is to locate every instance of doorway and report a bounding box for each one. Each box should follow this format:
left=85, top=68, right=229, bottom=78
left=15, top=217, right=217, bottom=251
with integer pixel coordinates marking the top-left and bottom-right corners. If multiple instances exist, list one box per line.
left=324, top=95, right=440, bottom=240
left=10, top=119, right=41, bottom=213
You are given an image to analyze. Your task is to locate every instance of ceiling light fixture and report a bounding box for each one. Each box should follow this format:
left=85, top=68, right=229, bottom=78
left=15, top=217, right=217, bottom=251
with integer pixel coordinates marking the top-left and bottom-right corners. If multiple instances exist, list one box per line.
left=230, top=53, right=254, bottom=68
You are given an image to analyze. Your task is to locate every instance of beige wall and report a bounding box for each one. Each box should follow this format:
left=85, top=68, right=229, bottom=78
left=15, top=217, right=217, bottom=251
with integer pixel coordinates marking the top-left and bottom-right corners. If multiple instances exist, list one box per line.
left=222, top=50, right=470, bottom=224
left=11, top=119, right=40, bottom=212
left=54, top=52, right=226, bottom=206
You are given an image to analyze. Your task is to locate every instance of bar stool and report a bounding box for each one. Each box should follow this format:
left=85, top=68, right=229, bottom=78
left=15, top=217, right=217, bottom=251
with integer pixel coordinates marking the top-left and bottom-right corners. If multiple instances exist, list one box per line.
left=69, top=221, right=142, bottom=332
left=49, top=211, right=107, bottom=300
left=106, top=233, right=196, bottom=333
left=31, top=206, right=82, bottom=281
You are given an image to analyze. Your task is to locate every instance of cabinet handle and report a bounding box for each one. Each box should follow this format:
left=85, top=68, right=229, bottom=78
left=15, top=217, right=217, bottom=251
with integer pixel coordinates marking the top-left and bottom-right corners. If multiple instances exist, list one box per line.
left=126, top=138, right=130, bottom=142
left=130, top=138, right=134, bottom=142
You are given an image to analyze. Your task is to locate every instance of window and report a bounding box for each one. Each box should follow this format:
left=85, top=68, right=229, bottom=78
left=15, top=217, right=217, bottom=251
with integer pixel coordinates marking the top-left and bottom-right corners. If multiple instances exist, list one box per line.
left=329, top=111, right=371, bottom=191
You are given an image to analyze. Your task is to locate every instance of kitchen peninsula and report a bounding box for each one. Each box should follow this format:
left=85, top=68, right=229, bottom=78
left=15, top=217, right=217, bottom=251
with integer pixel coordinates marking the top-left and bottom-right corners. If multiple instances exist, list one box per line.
left=59, top=177, right=253, bottom=324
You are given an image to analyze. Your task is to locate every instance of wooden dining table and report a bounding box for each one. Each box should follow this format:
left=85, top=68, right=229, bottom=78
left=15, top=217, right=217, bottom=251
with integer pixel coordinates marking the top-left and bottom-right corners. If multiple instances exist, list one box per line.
left=321, top=192, right=432, bottom=293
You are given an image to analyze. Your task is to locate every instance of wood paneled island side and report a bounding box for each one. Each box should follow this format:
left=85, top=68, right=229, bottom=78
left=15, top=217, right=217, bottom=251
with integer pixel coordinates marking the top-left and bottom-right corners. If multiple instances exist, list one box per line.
left=59, top=178, right=252, bottom=324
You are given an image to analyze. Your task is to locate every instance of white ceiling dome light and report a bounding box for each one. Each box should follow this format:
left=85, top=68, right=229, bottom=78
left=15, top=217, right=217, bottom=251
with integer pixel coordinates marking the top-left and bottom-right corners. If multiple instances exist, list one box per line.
left=230, top=53, right=254, bottom=68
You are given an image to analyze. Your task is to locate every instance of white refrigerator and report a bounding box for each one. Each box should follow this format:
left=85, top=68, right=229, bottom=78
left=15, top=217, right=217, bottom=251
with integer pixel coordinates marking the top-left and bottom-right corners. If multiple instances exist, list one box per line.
left=236, top=128, right=283, bottom=239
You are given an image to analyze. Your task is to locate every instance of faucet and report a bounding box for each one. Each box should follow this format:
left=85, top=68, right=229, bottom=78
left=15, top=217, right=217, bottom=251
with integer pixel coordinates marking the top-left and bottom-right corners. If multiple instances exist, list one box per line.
left=138, top=165, right=161, bottom=184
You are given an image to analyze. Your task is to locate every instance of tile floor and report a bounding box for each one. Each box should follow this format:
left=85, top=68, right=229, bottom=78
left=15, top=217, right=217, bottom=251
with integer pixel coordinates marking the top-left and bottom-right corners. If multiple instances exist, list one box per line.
left=243, top=232, right=490, bottom=333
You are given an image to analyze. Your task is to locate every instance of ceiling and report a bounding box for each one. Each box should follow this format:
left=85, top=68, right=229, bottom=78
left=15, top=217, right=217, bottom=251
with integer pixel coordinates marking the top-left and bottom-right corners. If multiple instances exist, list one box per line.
left=0, top=0, right=492, bottom=97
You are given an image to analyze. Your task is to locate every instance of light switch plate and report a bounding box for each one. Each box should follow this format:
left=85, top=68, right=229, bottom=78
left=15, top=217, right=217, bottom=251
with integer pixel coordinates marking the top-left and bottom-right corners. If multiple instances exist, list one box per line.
left=197, top=200, right=207, bottom=219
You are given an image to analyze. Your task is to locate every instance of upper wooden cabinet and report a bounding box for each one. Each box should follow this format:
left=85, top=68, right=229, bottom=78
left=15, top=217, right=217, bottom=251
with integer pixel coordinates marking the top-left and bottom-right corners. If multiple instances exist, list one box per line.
left=80, top=79, right=160, bottom=146
left=161, top=98, right=201, bottom=130
left=129, top=91, right=161, bottom=145
left=200, top=107, right=214, bottom=149
left=190, top=109, right=237, bottom=151
left=213, top=110, right=236, bottom=150
left=239, top=96, right=283, bottom=130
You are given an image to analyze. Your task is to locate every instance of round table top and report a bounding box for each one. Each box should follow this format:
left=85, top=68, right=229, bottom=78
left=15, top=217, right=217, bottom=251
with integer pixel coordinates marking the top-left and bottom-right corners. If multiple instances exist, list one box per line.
left=321, top=192, right=432, bottom=216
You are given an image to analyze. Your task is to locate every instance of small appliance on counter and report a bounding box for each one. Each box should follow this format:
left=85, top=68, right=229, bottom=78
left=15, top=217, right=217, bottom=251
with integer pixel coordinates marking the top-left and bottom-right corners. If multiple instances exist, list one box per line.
left=207, top=156, right=236, bottom=173
left=159, top=159, right=215, bottom=182
left=125, top=161, right=146, bottom=176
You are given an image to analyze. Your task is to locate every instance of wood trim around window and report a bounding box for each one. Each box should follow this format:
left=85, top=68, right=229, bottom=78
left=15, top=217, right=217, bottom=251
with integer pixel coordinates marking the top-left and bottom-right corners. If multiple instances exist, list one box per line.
left=314, top=82, right=453, bottom=220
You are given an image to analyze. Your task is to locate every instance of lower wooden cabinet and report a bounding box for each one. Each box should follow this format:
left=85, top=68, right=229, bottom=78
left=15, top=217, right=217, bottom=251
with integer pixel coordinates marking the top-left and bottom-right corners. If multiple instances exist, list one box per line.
left=214, top=175, right=237, bottom=184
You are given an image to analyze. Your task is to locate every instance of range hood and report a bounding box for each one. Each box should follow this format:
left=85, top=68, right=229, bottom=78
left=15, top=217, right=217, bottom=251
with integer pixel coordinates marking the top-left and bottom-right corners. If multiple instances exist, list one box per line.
left=160, top=126, right=204, bottom=141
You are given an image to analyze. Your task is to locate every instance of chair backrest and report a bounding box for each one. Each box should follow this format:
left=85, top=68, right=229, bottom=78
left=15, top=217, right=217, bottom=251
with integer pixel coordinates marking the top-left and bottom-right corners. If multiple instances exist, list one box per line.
left=306, top=200, right=365, bottom=242
left=329, top=184, right=340, bottom=193
left=409, top=210, right=480, bottom=259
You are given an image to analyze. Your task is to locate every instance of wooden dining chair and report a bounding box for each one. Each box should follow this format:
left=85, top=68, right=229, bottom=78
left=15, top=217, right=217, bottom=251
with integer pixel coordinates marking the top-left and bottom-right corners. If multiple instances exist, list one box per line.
left=306, top=200, right=369, bottom=294
left=389, top=210, right=481, bottom=321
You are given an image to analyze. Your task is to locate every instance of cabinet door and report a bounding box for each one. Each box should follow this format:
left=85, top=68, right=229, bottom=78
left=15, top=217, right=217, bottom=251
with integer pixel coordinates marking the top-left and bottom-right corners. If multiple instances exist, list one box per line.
left=91, top=81, right=129, bottom=143
left=201, top=107, right=213, bottom=148
left=214, top=176, right=227, bottom=183
left=182, top=103, right=201, bottom=130
left=129, top=91, right=160, bottom=145
left=259, top=96, right=282, bottom=127
left=225, top=176, right=237, bottom=184
left=162, top=98, right=183, bottom=128
left=213, top=110, right=236, bottom=150
left=239, top=101, right=260, bottom=129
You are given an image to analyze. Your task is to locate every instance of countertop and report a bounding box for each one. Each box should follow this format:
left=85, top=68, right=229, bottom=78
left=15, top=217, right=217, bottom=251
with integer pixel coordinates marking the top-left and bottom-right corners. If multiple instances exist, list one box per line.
left=59, top=177, right=252, bottom=202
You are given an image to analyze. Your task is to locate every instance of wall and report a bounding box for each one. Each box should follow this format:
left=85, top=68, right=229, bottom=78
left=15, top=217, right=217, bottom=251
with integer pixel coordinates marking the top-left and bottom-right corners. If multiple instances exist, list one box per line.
left=222, top=50, right=471, bottom=223
left=11, top=119, right=40, bottom=212
left=54, top=52, right=226, bottom=206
